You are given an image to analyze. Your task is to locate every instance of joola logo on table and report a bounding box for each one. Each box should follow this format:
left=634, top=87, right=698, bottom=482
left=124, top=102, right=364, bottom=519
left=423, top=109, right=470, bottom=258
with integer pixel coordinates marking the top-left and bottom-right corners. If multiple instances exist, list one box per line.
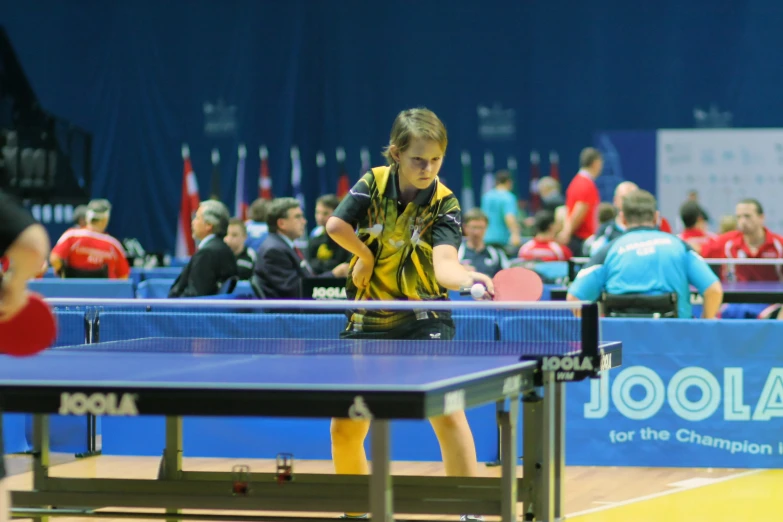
left=541, top=354, right=612, bottom=372
left=58, top=392, right=139, bottom=416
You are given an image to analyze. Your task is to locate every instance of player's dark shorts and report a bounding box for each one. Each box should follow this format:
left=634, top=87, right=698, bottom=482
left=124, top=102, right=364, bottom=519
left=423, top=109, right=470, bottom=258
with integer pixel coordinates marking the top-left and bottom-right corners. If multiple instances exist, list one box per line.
left=340, top=316, right=455, bottom=341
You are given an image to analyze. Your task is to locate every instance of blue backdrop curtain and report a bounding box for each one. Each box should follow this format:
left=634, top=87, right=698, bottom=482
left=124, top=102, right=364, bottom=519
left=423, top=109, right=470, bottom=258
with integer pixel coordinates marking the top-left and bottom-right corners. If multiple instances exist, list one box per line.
left=2, top=0, right=782, bottom=252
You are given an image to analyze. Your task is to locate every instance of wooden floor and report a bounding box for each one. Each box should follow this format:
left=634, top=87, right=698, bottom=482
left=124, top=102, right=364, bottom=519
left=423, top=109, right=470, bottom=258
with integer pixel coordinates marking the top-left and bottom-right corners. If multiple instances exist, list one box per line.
left=4, top=452, right=775, bottom=521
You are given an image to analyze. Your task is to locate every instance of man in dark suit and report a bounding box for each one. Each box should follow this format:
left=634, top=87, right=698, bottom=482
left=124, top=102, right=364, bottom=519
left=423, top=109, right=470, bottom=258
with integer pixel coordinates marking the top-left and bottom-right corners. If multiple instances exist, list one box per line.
left=254, top=197, right=349, bottom=299
left=168, top=200, right=238, bottom=298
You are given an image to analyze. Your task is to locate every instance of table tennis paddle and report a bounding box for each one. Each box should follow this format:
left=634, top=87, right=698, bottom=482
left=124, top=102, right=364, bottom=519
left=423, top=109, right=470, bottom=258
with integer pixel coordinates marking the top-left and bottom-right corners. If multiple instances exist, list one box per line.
left=0, top=292, right=57, bottom=357
left=491, top=267, right=544, bottom=302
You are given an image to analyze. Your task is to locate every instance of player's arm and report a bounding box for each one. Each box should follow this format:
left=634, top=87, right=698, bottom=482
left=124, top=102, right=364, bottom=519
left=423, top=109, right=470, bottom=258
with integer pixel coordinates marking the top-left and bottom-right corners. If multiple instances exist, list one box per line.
left=566, top=246, right=609, bottom=315
left=4, top=225, right=50, bottom=286
left=433, top=245, right=492, bottom=292
left=700, top=282, right=723, bottom=319
left=325, top=176, right=374, bottom=264
left=684, top=249, right=723, bottom=319
left=0, top=193, right=51, bottom=320
left=431, top=198, right=494, bottom=293
left=325, top=217, right=373, bottom=265
left=566, top=264, right=606, bottom=303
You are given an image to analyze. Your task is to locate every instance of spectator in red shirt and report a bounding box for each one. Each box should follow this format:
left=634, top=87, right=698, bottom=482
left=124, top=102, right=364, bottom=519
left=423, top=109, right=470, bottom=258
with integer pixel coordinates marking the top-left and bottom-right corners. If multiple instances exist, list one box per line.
left=520, top=210, right=573, bottom=262
left=49, top=199, right=130, bottom=279
left=557, top=147, right=602, bottom=256
left=678, top=201, right=715, bottom=255
left=701, top=198, right=783, bottom=282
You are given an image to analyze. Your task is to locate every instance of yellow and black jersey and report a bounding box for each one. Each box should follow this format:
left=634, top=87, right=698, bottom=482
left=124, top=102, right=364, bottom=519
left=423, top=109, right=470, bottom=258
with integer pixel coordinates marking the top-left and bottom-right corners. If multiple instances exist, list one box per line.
left=331, top=165, right=462, bottom=332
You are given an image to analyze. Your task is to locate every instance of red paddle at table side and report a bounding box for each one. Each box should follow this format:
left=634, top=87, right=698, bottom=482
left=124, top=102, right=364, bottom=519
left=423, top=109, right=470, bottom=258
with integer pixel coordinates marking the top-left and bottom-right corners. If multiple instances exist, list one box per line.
left=0, top=292, right=57, bottom=357
left=491, top=267, right=544, bottom=302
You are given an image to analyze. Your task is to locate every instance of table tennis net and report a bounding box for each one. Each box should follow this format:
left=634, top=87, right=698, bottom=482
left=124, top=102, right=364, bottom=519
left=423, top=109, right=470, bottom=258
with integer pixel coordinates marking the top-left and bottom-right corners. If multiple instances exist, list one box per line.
left=57, top=336, right=585, bottom=358
left=49, top=299, right=598, bottom=358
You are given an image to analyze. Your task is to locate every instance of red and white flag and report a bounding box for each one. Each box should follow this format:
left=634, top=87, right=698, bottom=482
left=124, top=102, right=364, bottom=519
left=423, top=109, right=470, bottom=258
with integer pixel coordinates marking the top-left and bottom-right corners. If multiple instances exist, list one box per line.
left=549, top=150, right=560, bottom=181
left=175, top=144, right=201, bottom=258
left=336, top=147, right=350, bottom=198
left=529, top=150, right=541, bottom=212
left=259, top=145, right=272, bottom=200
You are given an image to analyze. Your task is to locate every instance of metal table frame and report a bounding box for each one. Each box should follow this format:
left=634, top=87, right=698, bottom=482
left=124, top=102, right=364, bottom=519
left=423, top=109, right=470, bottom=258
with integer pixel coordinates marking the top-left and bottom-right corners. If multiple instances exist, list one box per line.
left=7, top=374, right=590, bottom=522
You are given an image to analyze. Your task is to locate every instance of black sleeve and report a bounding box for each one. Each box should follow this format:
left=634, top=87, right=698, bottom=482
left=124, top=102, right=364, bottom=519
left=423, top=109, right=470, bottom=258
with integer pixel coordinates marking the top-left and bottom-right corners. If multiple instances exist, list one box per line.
left=178, top=248, right=234, bottom=297
left=332, top=174, right=372, bottom=227
left=179, top=251, right=218, bottom=297
left=431, top=194, right=463, bottom=249
left=0, top=191, right=37, bottom=256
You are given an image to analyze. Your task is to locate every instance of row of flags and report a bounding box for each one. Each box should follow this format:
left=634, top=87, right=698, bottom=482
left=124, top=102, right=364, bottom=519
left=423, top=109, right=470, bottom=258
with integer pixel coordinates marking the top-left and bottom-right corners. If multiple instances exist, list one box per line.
left=175, top=144, right=563, bottom=258
left=528, top=150, right=560, bottom=213
left=175, top=143, right=354, bottom=257
left=459, top=149, right=560, bottom=213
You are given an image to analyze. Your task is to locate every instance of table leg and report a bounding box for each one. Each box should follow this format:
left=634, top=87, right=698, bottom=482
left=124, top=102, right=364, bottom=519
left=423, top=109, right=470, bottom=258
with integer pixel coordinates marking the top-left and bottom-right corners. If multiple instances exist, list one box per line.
left=498, top=398, right=519, bottom=522
left=164, top=416, right=183, bottom=522
left=31, top=415, right=50, bottom=522
left=540, top=372, right=556, bottom=521
left=522, top=391, right=541, bottom=521
left=553, top=382, right=566, bottom=521
left=370, top=420, right=393, bottom=522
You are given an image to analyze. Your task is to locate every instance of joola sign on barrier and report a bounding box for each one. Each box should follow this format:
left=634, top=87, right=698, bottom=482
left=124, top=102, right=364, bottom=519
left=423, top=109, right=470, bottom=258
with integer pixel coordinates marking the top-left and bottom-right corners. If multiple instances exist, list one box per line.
left=585, top=366, right=783, bottom=422
left=562, top=320, right=783, bottom=469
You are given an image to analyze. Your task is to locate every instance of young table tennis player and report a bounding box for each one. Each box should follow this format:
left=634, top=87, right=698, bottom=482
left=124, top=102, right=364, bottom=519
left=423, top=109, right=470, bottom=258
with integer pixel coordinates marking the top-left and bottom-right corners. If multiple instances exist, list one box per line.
left=325, top=108, right=494, bottom=521
left=0, top=190, right=51, bottom=522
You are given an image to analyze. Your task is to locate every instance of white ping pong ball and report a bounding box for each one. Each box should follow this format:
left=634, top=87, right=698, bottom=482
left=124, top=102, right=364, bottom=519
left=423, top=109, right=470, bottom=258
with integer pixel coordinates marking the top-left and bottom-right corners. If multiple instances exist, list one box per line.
left=471, top=283, right=485, bottom=299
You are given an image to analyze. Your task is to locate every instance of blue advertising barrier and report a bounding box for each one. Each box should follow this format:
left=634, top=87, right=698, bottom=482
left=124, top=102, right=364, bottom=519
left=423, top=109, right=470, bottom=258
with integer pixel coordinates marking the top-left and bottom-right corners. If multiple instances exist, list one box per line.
left=563, top=319, right=783, bottom=468
left=29, top=279, right=135, bottom=299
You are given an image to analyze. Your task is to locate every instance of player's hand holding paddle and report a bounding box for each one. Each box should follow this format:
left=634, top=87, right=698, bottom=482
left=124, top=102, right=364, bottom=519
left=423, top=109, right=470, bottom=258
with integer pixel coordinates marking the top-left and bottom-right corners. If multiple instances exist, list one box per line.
left=0, top=283, right=56, bottom=357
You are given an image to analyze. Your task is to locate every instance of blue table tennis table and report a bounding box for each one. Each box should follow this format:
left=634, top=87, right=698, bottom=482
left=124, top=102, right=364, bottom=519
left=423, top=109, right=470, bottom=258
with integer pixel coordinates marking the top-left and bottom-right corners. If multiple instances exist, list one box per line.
left=690, top=281, right=783, bottom=304
left=1, top=325, right=622, bottom=522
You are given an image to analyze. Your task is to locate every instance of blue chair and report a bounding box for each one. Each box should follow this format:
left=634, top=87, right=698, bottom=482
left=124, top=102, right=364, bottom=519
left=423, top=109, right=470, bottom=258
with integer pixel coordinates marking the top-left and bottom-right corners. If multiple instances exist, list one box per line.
left=30, top=279, right=135, bottom=298
left=231, top=281, right=255, bottom=298
left=218, top=276, right=239, bottom=295
left=140, top=267, right=184, bottom=281
left=135, top=278, right=176, bottom=299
